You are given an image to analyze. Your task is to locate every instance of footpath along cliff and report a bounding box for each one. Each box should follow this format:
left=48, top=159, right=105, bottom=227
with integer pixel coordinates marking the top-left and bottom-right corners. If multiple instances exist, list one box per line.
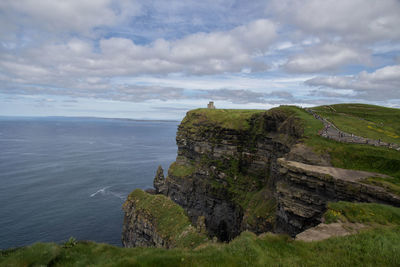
left=122, top=106, right=400, bottom=247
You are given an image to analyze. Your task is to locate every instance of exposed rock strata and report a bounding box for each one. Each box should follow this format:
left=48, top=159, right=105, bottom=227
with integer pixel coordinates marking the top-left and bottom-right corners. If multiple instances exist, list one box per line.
left=276, top=158, right=400, bottom=236
left=122, top=192, right=168, bottom=248
left=154, top=109, right=302, bottom=241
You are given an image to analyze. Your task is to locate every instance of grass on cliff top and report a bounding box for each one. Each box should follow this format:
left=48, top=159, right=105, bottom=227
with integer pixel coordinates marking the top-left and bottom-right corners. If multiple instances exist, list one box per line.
left=361, top=176, right=400, bottom=196
left=3, top=202, right=400, bottom=266
left=313, top=103, right=400, bottom=145
left=285, top=105, right=400, bottom=183
left=125, top=189, right=207, bottom=248
left=181, top=108, right=265, bottom=130
left=324, top=201, right=400, bottom=225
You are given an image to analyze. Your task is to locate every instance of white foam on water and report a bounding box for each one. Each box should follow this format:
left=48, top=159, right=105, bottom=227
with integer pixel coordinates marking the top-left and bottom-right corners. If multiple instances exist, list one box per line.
left=90, top=186, right=110, bottom=197
left=90, top=186, right=125, bottom=200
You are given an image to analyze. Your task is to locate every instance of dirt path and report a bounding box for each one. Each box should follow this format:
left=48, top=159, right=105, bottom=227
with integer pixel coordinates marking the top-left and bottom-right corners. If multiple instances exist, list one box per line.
left=305, top=109, right=400, bottom=151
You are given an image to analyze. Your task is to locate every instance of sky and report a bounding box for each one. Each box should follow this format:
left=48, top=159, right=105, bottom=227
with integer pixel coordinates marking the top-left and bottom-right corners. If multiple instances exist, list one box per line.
left=0, top=0, right=399, bottom=120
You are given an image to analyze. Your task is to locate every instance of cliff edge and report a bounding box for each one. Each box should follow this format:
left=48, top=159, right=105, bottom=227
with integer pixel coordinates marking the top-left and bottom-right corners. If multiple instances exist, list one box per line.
left=123, top=105, right=400, bottom=246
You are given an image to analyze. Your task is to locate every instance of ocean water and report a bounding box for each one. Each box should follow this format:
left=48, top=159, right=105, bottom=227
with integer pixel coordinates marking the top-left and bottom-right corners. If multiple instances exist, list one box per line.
left=0, top=117, right=179, bottom=249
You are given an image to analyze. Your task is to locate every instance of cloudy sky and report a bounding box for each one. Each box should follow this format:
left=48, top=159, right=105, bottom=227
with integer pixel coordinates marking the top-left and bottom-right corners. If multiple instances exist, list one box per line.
left=0, top=0, right=399, bottom=120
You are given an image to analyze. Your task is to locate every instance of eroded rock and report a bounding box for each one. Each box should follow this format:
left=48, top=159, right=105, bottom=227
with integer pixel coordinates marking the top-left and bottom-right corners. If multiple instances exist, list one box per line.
left=276, top=158, right=400, bottom=236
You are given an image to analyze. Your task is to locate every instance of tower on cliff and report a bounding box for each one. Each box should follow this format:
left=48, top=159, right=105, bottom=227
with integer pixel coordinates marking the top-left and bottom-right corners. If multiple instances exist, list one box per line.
left=207, top=101, right=216, bottom=109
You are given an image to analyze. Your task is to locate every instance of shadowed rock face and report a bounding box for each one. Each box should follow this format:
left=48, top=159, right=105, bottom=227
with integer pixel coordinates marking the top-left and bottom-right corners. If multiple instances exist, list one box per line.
left=276, top=159, right=400, bottom=236
left=122, top=194, right=167, bottom=248
left=165, top=170, right=244, bottom=241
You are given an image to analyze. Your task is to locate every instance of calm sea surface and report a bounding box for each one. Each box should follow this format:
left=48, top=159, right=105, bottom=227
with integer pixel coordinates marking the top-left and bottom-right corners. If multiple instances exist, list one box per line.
left=0, top=117, right=179, bottom=249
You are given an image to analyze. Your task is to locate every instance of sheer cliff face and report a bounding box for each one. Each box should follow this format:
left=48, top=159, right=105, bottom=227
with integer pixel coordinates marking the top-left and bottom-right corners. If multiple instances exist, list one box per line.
left=123, top=108, right=400, bottom=247
left=154, top=109, right=303, bottom=241
left=122, top=196, right=167, bottom=248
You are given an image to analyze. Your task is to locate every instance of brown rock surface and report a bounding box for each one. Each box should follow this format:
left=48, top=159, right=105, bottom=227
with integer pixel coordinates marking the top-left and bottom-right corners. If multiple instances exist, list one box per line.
left=295, top=222, right=366, bottom=242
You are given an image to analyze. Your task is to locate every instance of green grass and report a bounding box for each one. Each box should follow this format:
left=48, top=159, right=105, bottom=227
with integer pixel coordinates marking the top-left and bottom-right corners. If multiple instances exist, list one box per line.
left=3, top=202, right=400, bottom=266
left=168, top=162, right=196, bottom=178
left=181, top=108, right=265, bottom=131
left=288, top=106, right=324, bottom=137
left=2, top=224, right=400, bottom=266
left=124, top=189, right=208, bottom=248
left=313, top=103, right=400, bottom=144
left=361, top=176, right=400, bottom=196
left=324, top=202, right=400, bottom=225
left=308, top=137, right=400, bottom=179
left=282, top=106, right=400, bottom=181
left=241, top=187, right=276, bottom=228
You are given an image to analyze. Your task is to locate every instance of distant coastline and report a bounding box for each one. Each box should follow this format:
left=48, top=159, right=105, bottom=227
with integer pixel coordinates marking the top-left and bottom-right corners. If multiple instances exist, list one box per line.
left=0, top=115, right=180, bottom=123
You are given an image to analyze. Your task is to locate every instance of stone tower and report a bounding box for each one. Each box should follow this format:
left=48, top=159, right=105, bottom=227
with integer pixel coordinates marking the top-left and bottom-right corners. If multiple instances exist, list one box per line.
left=207, top=101, right=216, bottom=109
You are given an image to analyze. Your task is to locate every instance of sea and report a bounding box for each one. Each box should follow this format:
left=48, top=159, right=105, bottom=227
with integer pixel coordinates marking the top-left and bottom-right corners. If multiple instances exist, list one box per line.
left=0, top=117, right=179, bottom=249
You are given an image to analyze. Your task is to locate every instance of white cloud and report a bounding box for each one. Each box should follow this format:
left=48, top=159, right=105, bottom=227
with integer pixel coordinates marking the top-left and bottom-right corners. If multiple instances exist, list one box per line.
left=305, top=65, right=400, bottom=100
left=0, top=19, right=277, bottom=87
left=285, top=43, right=370, bottom=73
left=267, top=0, right=400, bottom=75
left=268, top=0, right=400, bottom=42
left=0, top=0, right=141, bottom=35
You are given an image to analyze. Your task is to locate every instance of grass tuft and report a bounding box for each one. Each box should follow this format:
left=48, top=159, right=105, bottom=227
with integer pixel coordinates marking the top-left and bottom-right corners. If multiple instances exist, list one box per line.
left=168, top=162, right=196, bottom=178
left=324, top=202, right=400, bottom=225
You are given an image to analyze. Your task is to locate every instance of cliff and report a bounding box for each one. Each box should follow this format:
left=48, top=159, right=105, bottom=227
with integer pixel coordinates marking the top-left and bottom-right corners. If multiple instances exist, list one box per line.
left=122, top=189, right=208, bottom=248
left=123, top=105, right=400, bottom=246
left=276, top=158, right=400, bottom=235
left=153, top=108, right=304, bottom=240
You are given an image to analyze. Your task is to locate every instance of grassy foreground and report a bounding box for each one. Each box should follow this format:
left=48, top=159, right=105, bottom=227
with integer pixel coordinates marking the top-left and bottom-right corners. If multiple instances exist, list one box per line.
left=2, top=202, right=400, bottom=266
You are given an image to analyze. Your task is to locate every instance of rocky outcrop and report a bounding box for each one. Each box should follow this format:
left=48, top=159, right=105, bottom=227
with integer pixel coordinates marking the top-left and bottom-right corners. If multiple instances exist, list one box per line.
left=153, top=165, right=167, bottom=195
left=122, top=189, right=171, bottom=248
left=276, top=158, right=400, bottom=236
left=122, top=189, right=208, bottom=248
left=122, top=201, right=166, bottom=248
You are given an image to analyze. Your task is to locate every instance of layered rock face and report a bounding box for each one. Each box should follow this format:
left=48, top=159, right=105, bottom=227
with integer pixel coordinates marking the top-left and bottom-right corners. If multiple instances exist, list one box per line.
left=154, top=109, right=302, bottom=241
left=122, top=198, right=167, bottom=248
left=276, top=158, right=400, bottom=236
